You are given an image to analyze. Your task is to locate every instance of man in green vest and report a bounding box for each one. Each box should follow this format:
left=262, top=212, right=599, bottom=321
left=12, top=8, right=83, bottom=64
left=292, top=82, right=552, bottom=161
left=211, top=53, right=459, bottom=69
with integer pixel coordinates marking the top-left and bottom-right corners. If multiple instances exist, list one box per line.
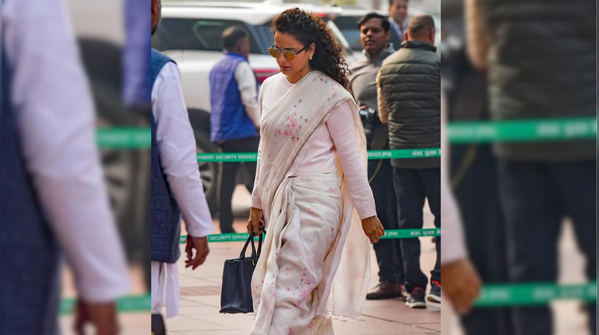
left=377, top=13, right=441, bottom=309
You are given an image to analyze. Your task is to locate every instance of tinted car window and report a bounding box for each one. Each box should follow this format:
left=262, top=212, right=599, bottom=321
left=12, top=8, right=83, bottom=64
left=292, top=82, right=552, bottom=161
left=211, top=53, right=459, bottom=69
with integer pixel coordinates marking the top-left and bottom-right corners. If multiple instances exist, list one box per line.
left=254, top=23, right=274, bottom=51
left=333, top=16, right=363, bottom=51
left=151, top=18, right=265, bottom=54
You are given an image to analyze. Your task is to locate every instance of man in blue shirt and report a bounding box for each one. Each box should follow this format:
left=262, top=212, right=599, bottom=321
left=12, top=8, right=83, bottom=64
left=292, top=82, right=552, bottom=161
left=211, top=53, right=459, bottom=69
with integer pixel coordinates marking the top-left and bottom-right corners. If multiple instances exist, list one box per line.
left=209, top=27, right=261, bottom=233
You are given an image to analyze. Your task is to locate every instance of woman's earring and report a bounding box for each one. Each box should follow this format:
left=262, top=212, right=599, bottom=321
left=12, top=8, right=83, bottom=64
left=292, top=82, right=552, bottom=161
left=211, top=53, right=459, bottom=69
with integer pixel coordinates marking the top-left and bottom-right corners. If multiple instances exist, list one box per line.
left=309, top=54, right=313, bottom=60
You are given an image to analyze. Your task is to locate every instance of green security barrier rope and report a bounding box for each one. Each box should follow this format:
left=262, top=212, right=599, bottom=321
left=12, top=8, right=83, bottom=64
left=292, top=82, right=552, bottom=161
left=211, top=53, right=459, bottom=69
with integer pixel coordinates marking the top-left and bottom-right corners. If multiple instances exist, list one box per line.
left=97, top=128, right=151, bottom=148
left=448, top=117, right=596, bottom=143
left=196, top=149, right=441, bottom=162
left=474, top=282, right=596, bottom=307
left=179, top=228, right=440, bottom=244
left=95, top=118, right=596, bottom=149
left=58, top=282, right=596, bottom=314
left=60, top=294, right=151, bottom=315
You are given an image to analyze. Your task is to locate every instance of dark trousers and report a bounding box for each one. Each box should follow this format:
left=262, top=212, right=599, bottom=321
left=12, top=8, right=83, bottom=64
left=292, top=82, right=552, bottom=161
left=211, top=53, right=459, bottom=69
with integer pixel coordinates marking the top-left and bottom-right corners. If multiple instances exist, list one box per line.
left=370, top=159, right=405, bottom=283
left=393, top=167, right=441, bottom=292
left=217, top=137, right=260, bottom=232
left=450, top=145, right=514, bottom=335
left=498, top=159, right=597, bottom=335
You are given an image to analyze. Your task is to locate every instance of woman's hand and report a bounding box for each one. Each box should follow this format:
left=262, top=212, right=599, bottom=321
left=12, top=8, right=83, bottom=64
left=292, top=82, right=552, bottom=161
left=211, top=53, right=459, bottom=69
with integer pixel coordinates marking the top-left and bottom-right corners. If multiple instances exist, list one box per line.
left=361, top=216, right=385, bottom=244
left=247, top=207, right=265, bottom=236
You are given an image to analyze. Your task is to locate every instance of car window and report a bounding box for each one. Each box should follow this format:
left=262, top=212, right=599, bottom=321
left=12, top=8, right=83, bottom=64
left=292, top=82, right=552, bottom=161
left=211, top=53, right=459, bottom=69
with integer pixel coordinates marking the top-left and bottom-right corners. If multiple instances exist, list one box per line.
left=255, top=23, right=274, bottom=51
left=151, top=18, right=265, bottom=54
left=250, top=21, right=351, bottom=58
left=333, top=16, right=363, bottom=51
left=326, top=20, right=353, bottom=56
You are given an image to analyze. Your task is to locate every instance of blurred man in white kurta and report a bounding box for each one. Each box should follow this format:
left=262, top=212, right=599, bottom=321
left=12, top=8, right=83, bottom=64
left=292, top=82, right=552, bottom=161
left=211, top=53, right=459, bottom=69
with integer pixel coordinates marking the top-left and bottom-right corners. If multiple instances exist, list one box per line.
left=150, top=0, right=214, bottom=320
left=2, top=0, right=131, bottom=334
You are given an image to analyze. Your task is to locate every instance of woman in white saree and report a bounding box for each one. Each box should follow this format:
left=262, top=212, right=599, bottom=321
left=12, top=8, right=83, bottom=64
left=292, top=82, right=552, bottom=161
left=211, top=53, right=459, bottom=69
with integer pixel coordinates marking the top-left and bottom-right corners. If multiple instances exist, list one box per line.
left=246, top=8, right=385, bottom=335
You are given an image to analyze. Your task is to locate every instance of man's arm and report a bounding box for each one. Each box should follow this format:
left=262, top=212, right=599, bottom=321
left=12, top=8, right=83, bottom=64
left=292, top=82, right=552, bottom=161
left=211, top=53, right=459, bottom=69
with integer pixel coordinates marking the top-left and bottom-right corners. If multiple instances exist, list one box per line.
left=5, top=0, right=130, bottom=302
left=153, top=62, right=213, bottom=270
left=376, top=71, right=390, bottom=124
left=152, top=62, right=215, bottom=239
left=235, top=61, right=260, bottom=128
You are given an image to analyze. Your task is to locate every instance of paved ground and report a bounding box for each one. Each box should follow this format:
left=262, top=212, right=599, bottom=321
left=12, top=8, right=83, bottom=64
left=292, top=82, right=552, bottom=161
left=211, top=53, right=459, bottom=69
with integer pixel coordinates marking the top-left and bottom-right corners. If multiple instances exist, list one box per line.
left=164, top=222, right=439, bottom=334
left=57, top=186, right=592, bottom=335
left=163, top=185, right=441, bottom=334
left=58, top=186, right=439, bottom=335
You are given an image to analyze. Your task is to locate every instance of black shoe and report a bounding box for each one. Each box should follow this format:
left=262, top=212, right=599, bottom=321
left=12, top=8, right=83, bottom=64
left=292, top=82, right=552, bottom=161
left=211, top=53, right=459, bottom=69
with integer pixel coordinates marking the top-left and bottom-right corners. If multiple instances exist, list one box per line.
left=220, top=227, right=235, bottom=234
left=405, top=287, right=427, bottom=308
left=366, top=282, right=404, bottom=300
left=427, top=281, right=441, bottom=304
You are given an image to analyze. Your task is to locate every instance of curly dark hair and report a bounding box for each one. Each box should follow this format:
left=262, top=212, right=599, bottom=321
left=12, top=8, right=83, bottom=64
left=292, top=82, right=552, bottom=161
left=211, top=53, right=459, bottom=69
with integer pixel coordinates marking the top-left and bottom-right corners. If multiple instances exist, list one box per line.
left=272, top=8, right=351, bottom=90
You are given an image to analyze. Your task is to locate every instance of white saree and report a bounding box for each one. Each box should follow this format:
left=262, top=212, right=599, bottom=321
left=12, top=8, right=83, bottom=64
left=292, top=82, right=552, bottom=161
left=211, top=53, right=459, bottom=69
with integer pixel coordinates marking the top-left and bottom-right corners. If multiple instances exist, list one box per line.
left=250, top=71, right=371, bottom=335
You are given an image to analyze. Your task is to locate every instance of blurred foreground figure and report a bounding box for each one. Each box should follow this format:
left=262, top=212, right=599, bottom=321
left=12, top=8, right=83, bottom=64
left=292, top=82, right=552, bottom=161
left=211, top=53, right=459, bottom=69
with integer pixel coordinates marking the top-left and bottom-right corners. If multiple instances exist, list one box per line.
left=467, top=0, right=597, bottom=334
left=1, top=0, right=130, bottom=334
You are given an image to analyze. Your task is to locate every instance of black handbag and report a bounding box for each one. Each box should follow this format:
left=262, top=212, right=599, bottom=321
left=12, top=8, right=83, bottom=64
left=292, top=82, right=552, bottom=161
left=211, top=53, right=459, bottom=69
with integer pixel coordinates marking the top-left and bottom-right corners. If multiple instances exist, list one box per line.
left=219, top=230, right=264, bottom=314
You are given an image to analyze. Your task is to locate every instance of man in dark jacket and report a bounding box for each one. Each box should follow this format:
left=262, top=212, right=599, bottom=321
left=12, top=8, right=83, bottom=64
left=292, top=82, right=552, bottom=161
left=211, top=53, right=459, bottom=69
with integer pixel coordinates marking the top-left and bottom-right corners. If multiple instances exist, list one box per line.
left=378, top=13, right=441, bottom=309
left=467, top=0, right=596, bottom=334
left=349, top=12, right=406, bottom=301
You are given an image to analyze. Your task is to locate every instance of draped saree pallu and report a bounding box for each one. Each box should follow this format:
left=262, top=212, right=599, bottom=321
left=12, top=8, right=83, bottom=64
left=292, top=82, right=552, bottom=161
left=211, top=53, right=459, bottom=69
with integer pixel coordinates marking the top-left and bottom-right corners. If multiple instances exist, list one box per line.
left=250, top=71, right=371, bottom=335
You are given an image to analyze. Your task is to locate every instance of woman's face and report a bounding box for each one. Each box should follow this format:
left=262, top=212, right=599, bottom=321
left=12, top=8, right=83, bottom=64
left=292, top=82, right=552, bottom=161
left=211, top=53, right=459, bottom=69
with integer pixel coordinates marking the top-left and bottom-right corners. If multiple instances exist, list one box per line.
left=272, top=32, right=314, bottom=77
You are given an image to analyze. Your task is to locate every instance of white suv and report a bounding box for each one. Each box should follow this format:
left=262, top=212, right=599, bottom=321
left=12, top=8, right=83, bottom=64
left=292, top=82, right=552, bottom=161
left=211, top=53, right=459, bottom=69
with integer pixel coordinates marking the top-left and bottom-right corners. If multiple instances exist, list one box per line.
left=151, top=1, right=355, bottom=213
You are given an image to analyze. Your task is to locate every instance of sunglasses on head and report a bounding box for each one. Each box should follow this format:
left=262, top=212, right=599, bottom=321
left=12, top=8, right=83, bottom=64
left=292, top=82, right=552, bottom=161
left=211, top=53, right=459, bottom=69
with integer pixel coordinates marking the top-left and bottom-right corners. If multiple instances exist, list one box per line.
left=268, top=44, right=309, bottom=61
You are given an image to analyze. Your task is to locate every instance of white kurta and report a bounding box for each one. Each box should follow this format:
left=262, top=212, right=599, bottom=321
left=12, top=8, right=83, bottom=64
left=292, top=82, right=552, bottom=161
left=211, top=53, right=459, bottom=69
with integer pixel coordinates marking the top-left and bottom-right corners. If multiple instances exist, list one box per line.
left=150, top=61, right=215, bottom=318
left=3, top=0, right=130, bottom=302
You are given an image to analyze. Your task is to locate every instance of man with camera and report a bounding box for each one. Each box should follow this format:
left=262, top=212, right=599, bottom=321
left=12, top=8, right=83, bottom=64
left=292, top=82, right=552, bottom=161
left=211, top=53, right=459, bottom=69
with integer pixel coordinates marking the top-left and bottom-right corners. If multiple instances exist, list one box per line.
left=349, top=12, right=407, bottom=301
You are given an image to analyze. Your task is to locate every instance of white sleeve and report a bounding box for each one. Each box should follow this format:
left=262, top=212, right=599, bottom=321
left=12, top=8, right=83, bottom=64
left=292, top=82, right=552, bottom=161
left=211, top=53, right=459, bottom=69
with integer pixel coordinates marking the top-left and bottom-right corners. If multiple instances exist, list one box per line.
left=235, top=61, right=260, bottom=128
left=250, top=85, right=265, bottom=209
left=4, top=0, right=130, bottom=302
left=326, top=101, right=377, bottom=220
left=152, top=62, right=215, bottom=238
left=440, top=86, right=467, bottom=265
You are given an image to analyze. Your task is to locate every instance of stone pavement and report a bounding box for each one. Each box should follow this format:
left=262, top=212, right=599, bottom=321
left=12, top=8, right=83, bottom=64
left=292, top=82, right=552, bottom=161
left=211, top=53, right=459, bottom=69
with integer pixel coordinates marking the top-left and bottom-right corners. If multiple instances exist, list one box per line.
left=166, top=216, right=440, bottom=335
left=163, top=184, right=441, bottom=335
left=58, top=186, right=439, bottom=335
left=56, top=185, right=593, bottom=335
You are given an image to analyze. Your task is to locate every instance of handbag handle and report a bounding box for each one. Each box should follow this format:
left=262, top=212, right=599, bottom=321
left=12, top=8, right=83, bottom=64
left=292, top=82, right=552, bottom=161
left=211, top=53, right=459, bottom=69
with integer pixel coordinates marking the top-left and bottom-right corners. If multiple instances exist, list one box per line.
left=240, top=229, right=266, bottom=264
